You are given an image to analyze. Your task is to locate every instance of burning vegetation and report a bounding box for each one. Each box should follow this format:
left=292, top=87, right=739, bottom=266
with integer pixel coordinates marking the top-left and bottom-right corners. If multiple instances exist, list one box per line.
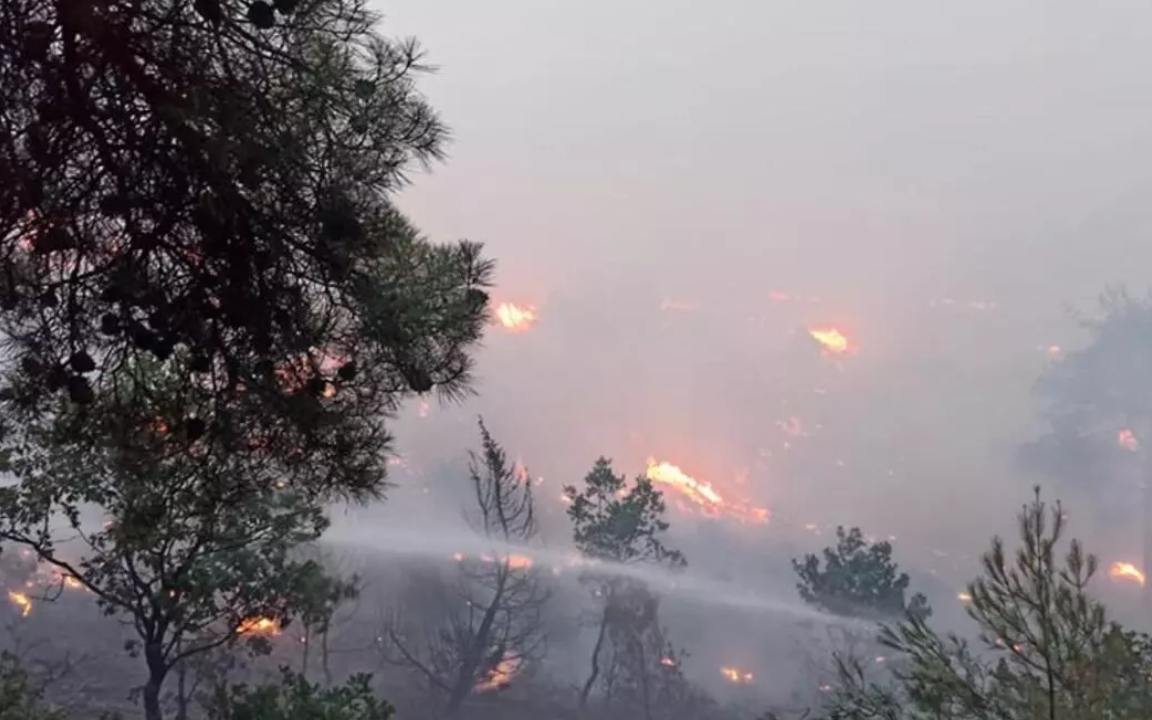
left=720, top=666, right=754, bottom=684
left=808, top=326, right=854, bottom=355
left=1109, top=561, right=1145, bottom=586
left=495, top=302, right=538, bottom=332
left=645, top=459, right=769, bottom=524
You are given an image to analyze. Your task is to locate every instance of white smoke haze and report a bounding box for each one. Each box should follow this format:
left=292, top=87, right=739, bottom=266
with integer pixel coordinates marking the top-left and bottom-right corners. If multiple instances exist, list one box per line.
left=337, top=0, right=1152, bottom=707
left=5, top=1, right=1152, bottom=717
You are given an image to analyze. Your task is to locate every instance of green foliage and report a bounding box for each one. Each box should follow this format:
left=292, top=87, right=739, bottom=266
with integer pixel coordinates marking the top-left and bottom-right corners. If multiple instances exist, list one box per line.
left=0, top=652, right=63, bottom=720
left=0, top=0, right=492, bottom=497
left=296, top=561, right=361, bottom=641
left=564, top=458, right=686, bottom=708
left=818, top=488, right=1152, bottom=720
left=204, top=668, right=394, bottom=720
left=0, top=358, right=356, bottom=719
left=793, top=527, right=930, bottom=622
left=563, top=457, right=686, bottom=568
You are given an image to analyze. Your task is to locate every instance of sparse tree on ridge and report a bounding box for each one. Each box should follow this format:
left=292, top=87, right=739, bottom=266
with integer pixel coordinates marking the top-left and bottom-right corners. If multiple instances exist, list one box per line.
left=793, top=526, right=931, bottom=623
left=792, top=526, right=930, bottom=711
left=383, top=419, right=548, bottom=716
left=563, top=457, right=686, bottom=710
left=1020, top=288, right=1152, bottom=607
left=816, top=488, right=1152, bottom=720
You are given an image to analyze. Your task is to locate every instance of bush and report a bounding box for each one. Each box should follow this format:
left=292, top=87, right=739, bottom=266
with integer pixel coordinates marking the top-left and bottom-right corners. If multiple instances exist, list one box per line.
left=204, top=668, right=393, bottom=720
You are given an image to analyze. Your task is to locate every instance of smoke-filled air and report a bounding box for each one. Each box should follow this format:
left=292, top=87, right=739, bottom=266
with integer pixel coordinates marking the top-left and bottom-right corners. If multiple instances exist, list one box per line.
left=2, top=1, right=1152, bottom=719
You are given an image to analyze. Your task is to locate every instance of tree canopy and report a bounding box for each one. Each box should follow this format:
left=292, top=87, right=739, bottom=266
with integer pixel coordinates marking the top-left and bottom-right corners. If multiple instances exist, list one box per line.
left=793, top=526, right=931, bottom=622
left=0, top=0, right=492, bottom=495
left=819, top=488, right=1152, bottom=720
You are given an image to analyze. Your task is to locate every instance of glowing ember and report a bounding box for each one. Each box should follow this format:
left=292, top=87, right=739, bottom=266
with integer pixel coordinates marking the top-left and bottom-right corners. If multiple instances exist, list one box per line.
left=957, top=591, right=972, bottom=602
left=645, top=458, right=768, bottom=524
left=495, top=302, right=537, bottom=332
left=1110, top=562, right=1146, bottom=586
left=720, top=666, right=754, bottom=684
left=476, top=658, right=515, bottom=692
left=237, top=617, right=281, bottom=635
left=7, top=591, right=31, bottom=617
left=1118, top=429, right=1139, bottom=452
left=660, top=657, right=677, bottom=667
left=808, top=327, right=853, bottom=355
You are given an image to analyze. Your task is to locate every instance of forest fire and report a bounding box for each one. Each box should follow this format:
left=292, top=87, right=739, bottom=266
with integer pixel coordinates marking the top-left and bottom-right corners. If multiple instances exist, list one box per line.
left=808, top=327, right=853, bottom=355
left=495, top=302, right=537, bottom=332
left=476, top=658, right=515, bottom=692
left=645, top=459, right=769, bottom=524
left=1109, top=562, right=1145, bottom=586
left=720, top=666, right=753, bottom=684
left=236, top=617, right=281, bottom=635
left=7, top=590, right=32, bottom=617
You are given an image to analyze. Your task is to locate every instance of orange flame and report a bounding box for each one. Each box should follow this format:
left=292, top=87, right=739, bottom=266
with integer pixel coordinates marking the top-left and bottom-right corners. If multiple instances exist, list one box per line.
left=808, top=327, right=853, bottom=355
left=495, top=302, right=537, bottom=332
left=1118, top=429, right=1139, bottom=452
left=507, top=554, right=533, bottom=570
left=1110, top=562, right=1146, bottom=586
left=957, top=591, right=972, bottom=602
left=237, top=617, right=281, bottom=635
left=7, top=591, right=32, bottom=617
left=660, top=656, right=677, bottom=667
left=476, top=657, right=516, bottom=692
left=720, top=666, right=754, bottom=684
left=645, top=458, right=769, bottom=524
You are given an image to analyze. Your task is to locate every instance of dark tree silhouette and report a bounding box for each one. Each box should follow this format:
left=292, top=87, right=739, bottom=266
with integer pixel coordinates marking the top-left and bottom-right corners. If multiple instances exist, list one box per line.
left=0, top=0, right=492, bottom=496
left=383, top=420, right=548, bottom=716
left=793, top=526, right=931, bottom=622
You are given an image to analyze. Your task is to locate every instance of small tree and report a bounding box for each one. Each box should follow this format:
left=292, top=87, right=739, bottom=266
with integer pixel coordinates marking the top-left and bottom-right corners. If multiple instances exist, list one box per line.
left=793, top=527, right=931, bottom=622
left=0, top=652, right=65, bottom=720
left=563, top=457, right=686, bottom=709
left=792, top=527, right=929, bottom=709
left=818, top=488, right=1152, bottom=720
left=384, top=419, right=548, bottom=715
left=0, top=360, right=354, bottom=720
left=293, top=556, right=362, bottom=684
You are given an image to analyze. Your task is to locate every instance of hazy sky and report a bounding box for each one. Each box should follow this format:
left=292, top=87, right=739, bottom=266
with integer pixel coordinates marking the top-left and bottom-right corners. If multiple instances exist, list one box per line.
left=360, top=0, right=1152, bottom=606
left=381, top=0, right=1152, bottom=306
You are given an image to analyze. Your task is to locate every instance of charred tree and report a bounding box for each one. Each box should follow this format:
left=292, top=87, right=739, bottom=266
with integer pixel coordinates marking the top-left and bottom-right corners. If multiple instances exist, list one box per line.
left=383, top=419, right=548, bottom=715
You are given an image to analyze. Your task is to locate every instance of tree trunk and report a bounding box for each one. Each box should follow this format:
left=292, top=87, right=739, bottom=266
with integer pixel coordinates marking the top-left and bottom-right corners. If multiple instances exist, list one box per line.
left=175, top=659, right=188, bottom=720
left=301, top=626, right=311, bottom=679
left=579, top=607, right=610, bottom=709
left=637, top=639, right=653, bottom=720
left=321, top=626, right=333, bottom=685
left=143, top=640, right=168, bottom=720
